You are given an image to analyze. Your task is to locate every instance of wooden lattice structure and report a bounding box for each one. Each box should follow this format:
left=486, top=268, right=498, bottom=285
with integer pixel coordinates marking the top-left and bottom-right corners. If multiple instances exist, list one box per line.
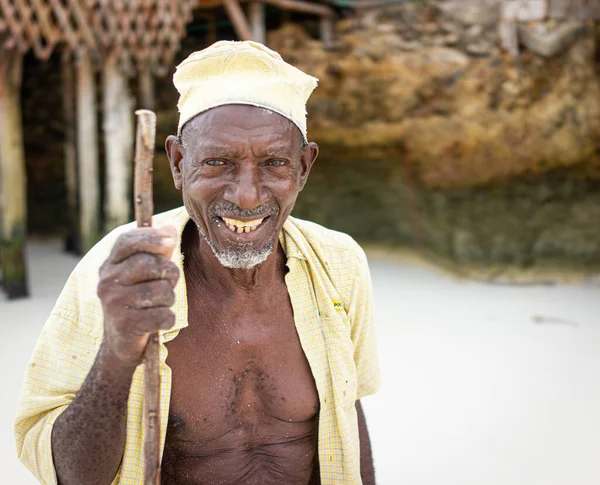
left=0, top=0, right=95, bottom=59
left=0, top=1, right=195, bottom=299
left=0, top=0, right=194, bottom=67
left=91, top=0, right=195, bottom=76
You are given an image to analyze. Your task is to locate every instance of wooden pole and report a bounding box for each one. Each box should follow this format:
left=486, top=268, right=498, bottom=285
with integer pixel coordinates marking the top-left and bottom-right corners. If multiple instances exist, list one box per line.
left=76, top=49, right=100, bottom=253
left=103, top=57, right=134, bottom=232
left=61, top=51, right=79, bottom=254
left=139, top=66, right=155, bottom=111
left=249, top=0, right=266, bottom=44
left=0, top=48, right=29, bottom=299
left=207, top=14, right=218, bottom=45
left=133, top=109, right=160, bottom=485
left=222, top=0, right=254, bottom=41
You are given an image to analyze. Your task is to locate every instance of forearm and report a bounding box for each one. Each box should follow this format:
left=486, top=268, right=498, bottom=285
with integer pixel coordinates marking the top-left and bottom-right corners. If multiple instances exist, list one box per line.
left=51, top=342, right=137, bottom=485
left=356, top=400, right=376, bottom=485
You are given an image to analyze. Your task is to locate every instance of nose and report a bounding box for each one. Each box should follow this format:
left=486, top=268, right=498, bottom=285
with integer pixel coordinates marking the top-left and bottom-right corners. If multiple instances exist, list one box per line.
left=224, top=165, right=268, bottom=211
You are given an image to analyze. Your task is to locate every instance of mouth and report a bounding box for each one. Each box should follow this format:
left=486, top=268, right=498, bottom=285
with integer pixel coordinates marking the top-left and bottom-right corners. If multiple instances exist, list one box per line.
left=220, top=216, right=268, bottom=234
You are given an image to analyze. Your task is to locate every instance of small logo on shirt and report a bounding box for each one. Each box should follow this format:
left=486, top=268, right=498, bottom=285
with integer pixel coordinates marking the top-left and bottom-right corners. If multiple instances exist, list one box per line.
left=332, top=300, right=344, bottom=310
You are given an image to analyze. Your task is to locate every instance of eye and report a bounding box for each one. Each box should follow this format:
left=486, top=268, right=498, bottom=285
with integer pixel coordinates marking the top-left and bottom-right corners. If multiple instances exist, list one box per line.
left=205, top=159, right=226, bottom=166
left=265, top=159, right=286, bottom=167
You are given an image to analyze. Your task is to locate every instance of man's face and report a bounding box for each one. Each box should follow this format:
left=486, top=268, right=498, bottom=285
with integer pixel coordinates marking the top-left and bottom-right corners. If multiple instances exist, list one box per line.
left=166, top=105, right=318, bottom=269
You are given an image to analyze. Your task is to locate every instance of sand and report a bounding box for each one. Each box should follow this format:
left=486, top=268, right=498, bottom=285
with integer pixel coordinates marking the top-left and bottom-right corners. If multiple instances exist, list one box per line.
left=2, top=242, right=600, bottom=484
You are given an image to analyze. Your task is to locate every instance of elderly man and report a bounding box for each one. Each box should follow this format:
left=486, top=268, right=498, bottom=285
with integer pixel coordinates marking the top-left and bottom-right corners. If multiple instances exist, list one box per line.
left=15, top=41, right=381, bottom=485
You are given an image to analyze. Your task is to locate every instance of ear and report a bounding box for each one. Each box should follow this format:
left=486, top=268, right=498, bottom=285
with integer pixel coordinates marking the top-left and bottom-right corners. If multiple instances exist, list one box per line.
left=165, top=135, right=184, bottom=191
left=298, top=142, right=319, bottom=191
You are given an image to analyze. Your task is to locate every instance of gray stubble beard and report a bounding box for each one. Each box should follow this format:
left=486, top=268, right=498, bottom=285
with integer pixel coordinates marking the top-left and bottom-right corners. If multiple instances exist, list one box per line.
left=197, top=225, right=274, bottom=269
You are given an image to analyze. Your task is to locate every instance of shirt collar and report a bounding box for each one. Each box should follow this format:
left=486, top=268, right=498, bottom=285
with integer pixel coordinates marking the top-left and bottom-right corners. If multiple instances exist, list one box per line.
left=279, top=216, right=308, bottom=261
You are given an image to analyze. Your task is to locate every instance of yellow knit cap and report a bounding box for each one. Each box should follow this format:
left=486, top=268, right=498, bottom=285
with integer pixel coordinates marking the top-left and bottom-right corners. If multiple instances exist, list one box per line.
left=173, top=40, right=318, bottom=142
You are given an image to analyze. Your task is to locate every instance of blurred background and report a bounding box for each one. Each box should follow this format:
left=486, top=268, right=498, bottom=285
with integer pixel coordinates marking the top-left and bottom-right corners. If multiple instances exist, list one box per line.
left=2, top=0, right=600, bottom=484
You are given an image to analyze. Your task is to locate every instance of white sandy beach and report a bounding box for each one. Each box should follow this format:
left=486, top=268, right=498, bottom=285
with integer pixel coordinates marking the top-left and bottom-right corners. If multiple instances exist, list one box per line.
left=2, top=242, right=600, bottom=484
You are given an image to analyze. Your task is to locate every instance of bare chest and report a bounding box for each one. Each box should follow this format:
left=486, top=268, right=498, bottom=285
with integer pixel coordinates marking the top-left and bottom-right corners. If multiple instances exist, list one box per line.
left=162, top=282, right=320, bottom=484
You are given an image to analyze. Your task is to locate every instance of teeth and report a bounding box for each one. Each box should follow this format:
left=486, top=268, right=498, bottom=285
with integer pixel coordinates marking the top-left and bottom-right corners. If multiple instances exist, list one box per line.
left=222, top=217, right=264, bottom=228
left=222, top=217, right=265, bottom=234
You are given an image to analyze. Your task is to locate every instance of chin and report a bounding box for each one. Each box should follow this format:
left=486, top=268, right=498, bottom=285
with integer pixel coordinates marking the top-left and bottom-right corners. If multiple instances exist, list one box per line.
left=214, top=243, right=274, bottom=269
left=197, top=223, right=275, bottom=270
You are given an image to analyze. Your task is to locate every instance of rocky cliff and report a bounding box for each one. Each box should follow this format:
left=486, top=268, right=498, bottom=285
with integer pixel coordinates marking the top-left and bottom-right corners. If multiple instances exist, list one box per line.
left=261, top=4, right=600, bottom=270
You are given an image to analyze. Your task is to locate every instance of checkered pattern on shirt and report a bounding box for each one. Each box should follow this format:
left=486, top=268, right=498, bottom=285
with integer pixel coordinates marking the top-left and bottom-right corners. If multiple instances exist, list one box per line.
left=14, top=206, right=381, bottom=485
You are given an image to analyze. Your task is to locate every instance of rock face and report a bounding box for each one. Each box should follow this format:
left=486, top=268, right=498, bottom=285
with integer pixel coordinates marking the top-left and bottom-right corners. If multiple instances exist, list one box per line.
left=269, top=18, right=600, bottom=190
left=264, top=8, right=600, bottom=268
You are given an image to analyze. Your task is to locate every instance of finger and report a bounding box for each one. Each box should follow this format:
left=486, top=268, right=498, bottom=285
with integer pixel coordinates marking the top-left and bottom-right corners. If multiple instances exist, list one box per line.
left=133, top=308, right=176, bottom=334
left=117, top=280, right=176, bottom=309
left=108, top=226, right=178, bottom=264
left=109, top=254, right=179, bottom=287
left=127, top=307, right=177, bottom=335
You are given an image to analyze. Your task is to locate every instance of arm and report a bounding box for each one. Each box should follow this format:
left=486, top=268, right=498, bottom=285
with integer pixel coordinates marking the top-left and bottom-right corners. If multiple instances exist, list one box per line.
left=51, top=344, right=135, bottom=485
left=356, top=400, right=376, bottom=485
left=50, top=227, right=179, bottom=485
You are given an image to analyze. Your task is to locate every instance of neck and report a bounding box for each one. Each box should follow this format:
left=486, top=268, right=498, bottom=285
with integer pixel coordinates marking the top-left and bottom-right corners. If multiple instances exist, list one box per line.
left=182, top=222, right=286, bottom=293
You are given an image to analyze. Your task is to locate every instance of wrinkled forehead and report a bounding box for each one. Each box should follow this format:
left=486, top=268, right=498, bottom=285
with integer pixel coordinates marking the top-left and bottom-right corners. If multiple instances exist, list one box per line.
left=180, top=104, right=302, bottom=150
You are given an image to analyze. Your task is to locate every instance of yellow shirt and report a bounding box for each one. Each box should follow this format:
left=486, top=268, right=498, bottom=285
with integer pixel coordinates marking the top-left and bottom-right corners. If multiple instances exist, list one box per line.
left=15, top=207, right=381, bottom=485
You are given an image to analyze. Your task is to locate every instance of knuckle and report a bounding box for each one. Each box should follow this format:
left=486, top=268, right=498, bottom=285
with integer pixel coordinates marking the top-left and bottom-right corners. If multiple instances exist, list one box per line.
left=136, top=284, right=153, bottom=303
left=112, top=232, right=130, bottom=252
left=161, top=311, right=176, bottom=329
left=140, top=309, right=166, bottom=332
left=136, top=252, right=160, bottom=266
left=167, top=263, right=180, bottom=279
left=97, top=280, right=107, bottom=298
left=98, top=281, right=118, bottom=303
left=99, top=260, right=110, bottom=277
left=158, top=279, right=172, bottom=293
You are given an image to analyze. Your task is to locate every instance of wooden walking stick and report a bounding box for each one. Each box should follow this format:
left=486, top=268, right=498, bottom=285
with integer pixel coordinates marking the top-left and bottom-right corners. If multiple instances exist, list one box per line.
left=133, top=109, right=161, bottom=485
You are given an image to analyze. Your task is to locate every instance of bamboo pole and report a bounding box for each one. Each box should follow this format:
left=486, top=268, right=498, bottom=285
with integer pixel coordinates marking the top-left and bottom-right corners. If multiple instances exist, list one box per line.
left=61, top=51, right=79, bottom=254
left=0, top=48, right=29, bottom=299
left=133, top=109, right=160, bottom=485
left=76, top=49, right=100, bottom=253
left=249, top=0, right=266, bottom=44
left=103, top=57, right=134, bottom=232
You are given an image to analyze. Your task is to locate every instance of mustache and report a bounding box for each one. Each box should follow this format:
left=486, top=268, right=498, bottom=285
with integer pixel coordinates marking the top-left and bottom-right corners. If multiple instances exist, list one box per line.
left=209, top=201, right=279, bottom=219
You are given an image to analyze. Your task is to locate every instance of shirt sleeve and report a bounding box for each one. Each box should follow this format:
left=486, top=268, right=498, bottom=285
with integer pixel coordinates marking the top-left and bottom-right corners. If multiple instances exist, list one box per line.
left=346, top=247, right=382, bottom=400
left=14, top=262, right=102, bottom=485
